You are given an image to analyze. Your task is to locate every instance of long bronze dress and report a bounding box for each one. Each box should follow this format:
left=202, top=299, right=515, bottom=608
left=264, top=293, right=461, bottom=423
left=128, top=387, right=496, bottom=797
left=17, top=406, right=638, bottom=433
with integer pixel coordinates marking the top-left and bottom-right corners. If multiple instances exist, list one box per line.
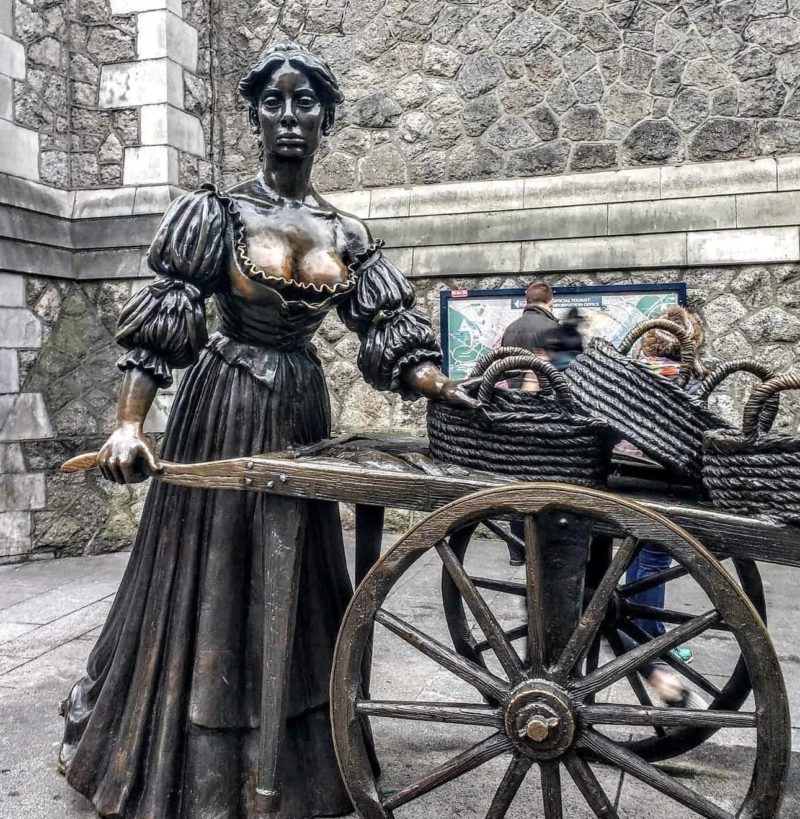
left=59, top=178, right=441, bottom=819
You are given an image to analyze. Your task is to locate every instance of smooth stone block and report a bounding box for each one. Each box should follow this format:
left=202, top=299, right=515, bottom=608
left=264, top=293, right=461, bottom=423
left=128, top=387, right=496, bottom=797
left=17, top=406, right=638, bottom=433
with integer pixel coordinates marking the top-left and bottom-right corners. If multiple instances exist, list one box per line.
left=777, top=156, right=800, bottom=192
left=736, top=191, right=800, bottom=228
left=608, top=196, right=736, bottom=235
left=0, top=394, right=52, bottom=442
left=524, top=168, right=660, bottom=209
left=0, top=33, right=25, bottom=80
left=72, top=214, right=161, bottom=250
left=687, top=227, right=799, bottom=265
left=0, top=512, right=31, bottom=558
left=0, top=120, right=39, bottom=180
left=323, top=189, right=371, bottom=218
left=0, top=349, right=18, bottom=393
left=74, top=248, right=147, bottom=279
left=0, top=75, right=12, bottom=120
left=409, top=179, right=524, bottom=217
left=140, top=104, right=205, bottom=155
left=0, top=308, right=42, bottom=348
left=111, top=0, right=182, bottom=14
left=370, top=187, right=411, bottom=218
left=99, top=58, right=183, bottom=109
left=0, top=471, right=44, bottom=514
left=0, top=205, right=72, bottom=248
left=0, top=238, right=72, bottom=277
left=132, top=184, right=176, bottom=214
left=72, top=187, right=137, bottom=218
left=661, top=158, right=776, bottom=200
left=412, top=242, right=522, bottom=277
left=383, top=246, right=412, bottom=272
left=0, top=273, right=24, bottom=306
left=523, top=233, right=687, bottom=272
left=123, top=145, right=179, bottom=185
left=0, top=0, right=12, bottom=35
left=0, top=175, right=72, bottom=216
left=137, top=11, right=198, bottom=72
left=0, top=443, right=25, bottom=472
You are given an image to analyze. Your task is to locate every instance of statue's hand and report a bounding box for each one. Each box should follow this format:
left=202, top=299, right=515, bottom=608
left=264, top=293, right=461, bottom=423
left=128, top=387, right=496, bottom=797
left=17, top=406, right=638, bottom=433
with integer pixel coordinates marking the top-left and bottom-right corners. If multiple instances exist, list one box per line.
left=98, top=424, right=161, bottom=484
left=437, top=377, right=482, bottom=411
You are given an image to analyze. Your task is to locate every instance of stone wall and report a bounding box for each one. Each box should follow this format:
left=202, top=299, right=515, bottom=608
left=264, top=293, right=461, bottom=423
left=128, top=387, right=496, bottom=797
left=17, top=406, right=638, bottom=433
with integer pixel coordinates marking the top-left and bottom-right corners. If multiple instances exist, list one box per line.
left=3, top=257, right=798, bottom=560
left=198, top=0, right=800, bottom=191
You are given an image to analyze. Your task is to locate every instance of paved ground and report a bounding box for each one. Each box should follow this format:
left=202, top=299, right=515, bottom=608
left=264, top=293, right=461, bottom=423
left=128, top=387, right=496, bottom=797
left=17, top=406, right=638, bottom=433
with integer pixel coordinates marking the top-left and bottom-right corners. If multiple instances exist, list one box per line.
left=0, top=535, right=797, bottom=818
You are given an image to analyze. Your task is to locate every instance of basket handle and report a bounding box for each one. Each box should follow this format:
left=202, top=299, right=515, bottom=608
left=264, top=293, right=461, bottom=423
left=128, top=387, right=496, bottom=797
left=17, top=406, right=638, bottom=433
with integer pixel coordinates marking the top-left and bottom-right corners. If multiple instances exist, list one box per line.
left=695, top=359, right=780, bottom=434
left=741, top=370, right=800, bottom=438
left=618, top=318, right=696, bottom=388
left=477, top=354, right=575, bottom=409
left=470, top=347, right=541, bottom=378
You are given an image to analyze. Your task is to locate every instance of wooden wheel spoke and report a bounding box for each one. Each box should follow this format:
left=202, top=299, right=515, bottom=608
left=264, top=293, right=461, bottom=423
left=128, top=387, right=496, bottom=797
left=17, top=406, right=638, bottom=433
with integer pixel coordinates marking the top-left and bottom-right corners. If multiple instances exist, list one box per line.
left=474, top=623, right=528, bottom=654
left=356, top=700, right=503, bottom=728
left=578, top=703, right=757, bottom=730
left=472, top=577, right=527, bottom=597
left=485, top=754, right=532, bottom=819
left=383, top=732, right=512, bottom=811
left=618, top=564, right=689, bottom=597
left=622, top=602, right=731, bottom=632
left=563, top=752, right=618, bottom=818
left=554, top=535, right=639, bottom=680
left=483, top=518, right=526, bottom=553
left=573, top=610, right=722, bottom=698
left=524, top=515, right=547, bottom=675
left=578, top=730, right=734, bottom=819
left=437, top=541, right=525, bottom=680
left=620, top=619, right=723, bottom=699
left=540, top=761, right=563, bottom=819
left=376, top=609, right=509, bottom=702
left=604, top=628, right=666, bottom=738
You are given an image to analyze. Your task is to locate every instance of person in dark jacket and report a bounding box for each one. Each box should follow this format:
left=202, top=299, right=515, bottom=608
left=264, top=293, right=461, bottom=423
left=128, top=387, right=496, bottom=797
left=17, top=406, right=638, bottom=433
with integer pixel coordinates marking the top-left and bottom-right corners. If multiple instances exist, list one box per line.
left=501, top=282, right=559, bottom=563
left=502, top=281, right=559, bottom=358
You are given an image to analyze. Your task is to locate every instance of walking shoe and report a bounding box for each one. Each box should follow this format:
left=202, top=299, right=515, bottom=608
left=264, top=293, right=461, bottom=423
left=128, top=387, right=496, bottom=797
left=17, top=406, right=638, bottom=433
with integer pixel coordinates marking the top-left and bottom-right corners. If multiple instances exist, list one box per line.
left=670, top=646, right=693, bottom=664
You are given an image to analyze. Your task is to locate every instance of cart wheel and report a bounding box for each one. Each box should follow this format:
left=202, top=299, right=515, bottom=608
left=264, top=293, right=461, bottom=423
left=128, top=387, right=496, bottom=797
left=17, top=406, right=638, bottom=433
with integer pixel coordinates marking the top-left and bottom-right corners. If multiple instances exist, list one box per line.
left=441, top=525, right=767, bottom=762
left=331, top=484, right=790, bottom=819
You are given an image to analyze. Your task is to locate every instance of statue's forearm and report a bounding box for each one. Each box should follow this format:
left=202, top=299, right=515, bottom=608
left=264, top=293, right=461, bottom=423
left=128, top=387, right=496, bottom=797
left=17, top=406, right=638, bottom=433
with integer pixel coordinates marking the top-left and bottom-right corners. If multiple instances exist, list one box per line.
left=114, top=368, right=159, bottom=430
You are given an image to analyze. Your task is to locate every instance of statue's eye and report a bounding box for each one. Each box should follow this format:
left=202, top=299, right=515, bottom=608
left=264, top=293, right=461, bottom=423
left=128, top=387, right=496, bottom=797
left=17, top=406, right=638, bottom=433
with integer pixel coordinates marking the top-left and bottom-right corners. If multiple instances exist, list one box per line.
left=296, top=94, right=317, bottom=109
left=261, top=94, right=281, bottom=110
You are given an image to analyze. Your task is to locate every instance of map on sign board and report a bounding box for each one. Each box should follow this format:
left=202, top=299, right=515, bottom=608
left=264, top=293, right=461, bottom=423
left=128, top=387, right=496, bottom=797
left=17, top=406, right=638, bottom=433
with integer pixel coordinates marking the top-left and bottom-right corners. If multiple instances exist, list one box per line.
left=441, top=283, right=687, bottom=380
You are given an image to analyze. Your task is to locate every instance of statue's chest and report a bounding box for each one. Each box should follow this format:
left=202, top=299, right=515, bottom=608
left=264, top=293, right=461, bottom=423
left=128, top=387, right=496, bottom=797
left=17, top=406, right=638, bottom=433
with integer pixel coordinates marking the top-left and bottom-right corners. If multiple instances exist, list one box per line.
left=234, top=201, right=349, bottom=288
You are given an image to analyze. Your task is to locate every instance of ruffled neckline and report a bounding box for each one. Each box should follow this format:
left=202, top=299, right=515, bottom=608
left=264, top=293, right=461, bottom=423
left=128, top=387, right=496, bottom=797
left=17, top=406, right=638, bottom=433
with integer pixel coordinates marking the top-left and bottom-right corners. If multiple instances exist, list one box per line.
left=200, top=181, right=378, bottom=305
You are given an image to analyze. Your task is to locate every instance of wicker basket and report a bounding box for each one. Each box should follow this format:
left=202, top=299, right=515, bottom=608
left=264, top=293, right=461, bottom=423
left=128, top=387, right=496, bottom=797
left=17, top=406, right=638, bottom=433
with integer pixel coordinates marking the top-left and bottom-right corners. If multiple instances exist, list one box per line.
left=565, top=318, right=728, bottom=484
left=703, top=371, right=800, bottom=525
left=428, top=350, right=612, bottom=486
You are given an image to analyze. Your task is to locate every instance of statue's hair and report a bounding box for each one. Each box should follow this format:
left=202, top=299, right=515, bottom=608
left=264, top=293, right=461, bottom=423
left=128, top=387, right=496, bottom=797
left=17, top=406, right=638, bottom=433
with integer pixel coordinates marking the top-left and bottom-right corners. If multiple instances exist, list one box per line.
left=239, top=41, right=344, bottom=137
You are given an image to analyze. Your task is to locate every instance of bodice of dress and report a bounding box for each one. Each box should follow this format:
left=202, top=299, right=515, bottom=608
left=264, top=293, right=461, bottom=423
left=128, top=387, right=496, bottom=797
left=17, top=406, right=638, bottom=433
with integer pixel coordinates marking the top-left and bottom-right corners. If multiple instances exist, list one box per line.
left=113, top=180, right=442, bottom=399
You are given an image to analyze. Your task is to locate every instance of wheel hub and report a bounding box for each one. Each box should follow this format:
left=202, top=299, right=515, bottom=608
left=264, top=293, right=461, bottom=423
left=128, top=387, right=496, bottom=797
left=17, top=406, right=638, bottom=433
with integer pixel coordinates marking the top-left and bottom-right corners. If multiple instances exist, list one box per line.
left=504, top=680, right=575, bottom=760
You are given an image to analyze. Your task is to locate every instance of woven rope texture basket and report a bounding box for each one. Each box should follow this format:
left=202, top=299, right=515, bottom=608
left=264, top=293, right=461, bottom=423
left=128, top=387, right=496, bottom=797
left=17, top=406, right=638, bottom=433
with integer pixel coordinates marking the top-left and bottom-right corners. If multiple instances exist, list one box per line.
left=428, top=349, right=612, bottom=486
left=703, top=370, right=800, bottom=525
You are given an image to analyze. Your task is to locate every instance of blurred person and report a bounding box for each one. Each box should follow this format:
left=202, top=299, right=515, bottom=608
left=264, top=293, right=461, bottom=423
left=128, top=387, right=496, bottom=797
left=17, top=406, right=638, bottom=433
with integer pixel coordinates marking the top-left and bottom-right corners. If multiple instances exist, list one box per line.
left=544, top=306, right=584, bottom=371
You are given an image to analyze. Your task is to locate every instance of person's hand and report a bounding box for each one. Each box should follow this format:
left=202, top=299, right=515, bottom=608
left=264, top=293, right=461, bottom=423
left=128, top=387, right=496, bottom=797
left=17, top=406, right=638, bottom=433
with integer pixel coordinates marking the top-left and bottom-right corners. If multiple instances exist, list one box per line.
left=98, top=424, right=161, bottom=484
left=437, top=377, right=482, bottom=410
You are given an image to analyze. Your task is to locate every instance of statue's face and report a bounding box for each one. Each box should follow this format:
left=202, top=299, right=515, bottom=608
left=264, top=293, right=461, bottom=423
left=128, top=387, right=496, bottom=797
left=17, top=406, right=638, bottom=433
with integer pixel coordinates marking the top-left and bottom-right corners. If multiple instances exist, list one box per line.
left=257, top=62, right=324, bottom=159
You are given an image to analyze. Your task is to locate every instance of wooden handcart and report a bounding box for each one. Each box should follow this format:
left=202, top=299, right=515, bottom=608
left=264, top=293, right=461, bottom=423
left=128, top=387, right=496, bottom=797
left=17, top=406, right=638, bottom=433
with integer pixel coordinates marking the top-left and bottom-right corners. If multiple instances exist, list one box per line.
left=64, top=435, right=797, bottom=818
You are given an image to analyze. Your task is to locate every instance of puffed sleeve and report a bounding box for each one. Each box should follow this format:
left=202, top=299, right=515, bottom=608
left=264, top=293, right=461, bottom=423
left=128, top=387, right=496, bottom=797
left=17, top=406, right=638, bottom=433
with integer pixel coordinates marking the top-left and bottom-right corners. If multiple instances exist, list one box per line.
left=338, top=246, right=442, bottom=400
left=115, top=185, right=228, bottom=388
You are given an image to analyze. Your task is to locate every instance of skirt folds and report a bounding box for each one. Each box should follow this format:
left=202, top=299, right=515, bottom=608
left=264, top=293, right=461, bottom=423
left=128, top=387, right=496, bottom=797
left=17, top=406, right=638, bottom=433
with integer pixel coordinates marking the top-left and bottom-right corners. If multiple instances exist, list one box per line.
left=61, top=345, right=354, bottom=819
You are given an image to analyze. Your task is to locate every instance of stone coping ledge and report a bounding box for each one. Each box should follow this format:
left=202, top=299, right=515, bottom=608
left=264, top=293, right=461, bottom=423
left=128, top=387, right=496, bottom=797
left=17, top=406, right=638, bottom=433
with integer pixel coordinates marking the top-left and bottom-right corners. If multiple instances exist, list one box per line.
left=325, top=155, right=800, bottom=219
left=0, top=176, right=181, bottom=219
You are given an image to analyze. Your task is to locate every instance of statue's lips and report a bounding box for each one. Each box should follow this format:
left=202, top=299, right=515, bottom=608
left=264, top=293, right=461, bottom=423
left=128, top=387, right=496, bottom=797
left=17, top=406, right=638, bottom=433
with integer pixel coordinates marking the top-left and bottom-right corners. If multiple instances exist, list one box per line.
left=276, top=135, right=305, bottom=145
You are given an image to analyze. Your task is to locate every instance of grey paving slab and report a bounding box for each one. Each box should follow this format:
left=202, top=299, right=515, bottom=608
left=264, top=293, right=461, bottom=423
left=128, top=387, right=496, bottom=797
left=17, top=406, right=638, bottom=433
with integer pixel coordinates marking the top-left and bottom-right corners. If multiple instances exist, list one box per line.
left=0, top=541, right=796, bottom=818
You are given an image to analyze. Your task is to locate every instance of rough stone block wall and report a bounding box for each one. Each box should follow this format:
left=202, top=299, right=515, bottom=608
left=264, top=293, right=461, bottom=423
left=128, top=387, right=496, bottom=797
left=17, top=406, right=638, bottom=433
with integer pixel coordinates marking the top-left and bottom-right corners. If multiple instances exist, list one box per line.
left=191, top=0, right=800, bottom=191
left=12, top=0, right=140, bottom=186
left=5, top=260, right=799, bottom=559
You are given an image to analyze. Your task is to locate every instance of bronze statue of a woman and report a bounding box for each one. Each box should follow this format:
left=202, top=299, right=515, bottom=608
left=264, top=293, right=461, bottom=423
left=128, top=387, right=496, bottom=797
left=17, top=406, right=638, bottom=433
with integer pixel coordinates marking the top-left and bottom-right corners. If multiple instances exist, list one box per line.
left=58, top=42, right=476, bottom=819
